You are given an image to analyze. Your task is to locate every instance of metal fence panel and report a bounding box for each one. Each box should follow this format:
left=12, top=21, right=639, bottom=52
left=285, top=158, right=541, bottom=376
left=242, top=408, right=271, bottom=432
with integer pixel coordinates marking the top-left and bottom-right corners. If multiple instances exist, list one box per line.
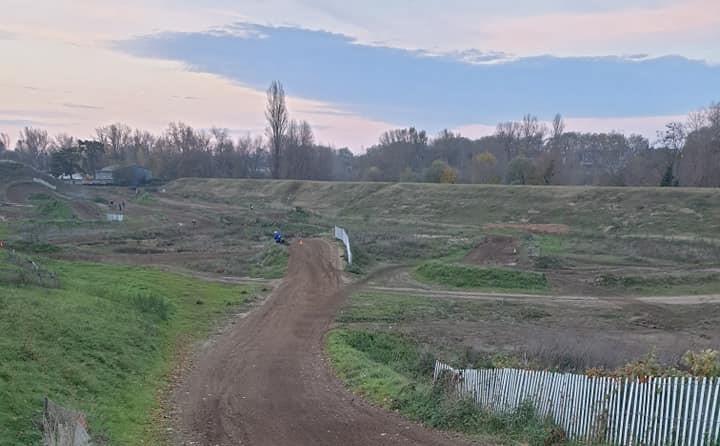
left=333, top=226, right=352, bottom=265
left=433, top=361, right=720, bottom=446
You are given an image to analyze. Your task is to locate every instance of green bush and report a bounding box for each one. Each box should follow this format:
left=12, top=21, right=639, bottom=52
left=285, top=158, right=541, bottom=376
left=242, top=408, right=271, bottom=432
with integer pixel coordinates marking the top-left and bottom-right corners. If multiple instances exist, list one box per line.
left=131, top=293, right=174, bottom=321
left=533, top=255, right=563, bottom=270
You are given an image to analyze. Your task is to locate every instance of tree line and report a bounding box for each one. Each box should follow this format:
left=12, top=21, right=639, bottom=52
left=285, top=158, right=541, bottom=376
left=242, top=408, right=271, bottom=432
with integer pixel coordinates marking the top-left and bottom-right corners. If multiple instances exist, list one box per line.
left=0, top=83, right=718, bottom=187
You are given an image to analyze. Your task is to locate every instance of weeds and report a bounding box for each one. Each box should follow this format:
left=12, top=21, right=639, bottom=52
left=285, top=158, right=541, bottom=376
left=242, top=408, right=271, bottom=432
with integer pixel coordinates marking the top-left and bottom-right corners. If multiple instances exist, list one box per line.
left=131, top=293, right=174, bottom=321
left=0, top=250, right=60, bottom=288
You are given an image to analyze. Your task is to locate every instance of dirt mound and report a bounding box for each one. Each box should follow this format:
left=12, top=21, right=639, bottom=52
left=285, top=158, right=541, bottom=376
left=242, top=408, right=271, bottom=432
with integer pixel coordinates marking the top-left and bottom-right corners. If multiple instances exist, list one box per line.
left=0, top=160, right=59, bottom=188
left=484, top=223, right=570, bottom=235
left=5, top=182, right=51, bottom=203
left=464, top=235, right=519, bottom=266
left=174, top=239, right=467, bottom=446
left=70, top=200, right=102, bottom=220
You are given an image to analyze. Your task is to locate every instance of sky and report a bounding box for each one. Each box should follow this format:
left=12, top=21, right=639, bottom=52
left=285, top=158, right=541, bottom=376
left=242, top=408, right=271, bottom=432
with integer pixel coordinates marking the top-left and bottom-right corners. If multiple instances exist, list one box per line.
left=1, top=0, right=719, bottom=151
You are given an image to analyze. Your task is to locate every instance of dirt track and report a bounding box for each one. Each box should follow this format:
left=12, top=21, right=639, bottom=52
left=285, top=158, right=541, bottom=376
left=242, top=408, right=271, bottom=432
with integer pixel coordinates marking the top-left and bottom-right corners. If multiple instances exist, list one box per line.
left=174, top=239, right=468, bottom=446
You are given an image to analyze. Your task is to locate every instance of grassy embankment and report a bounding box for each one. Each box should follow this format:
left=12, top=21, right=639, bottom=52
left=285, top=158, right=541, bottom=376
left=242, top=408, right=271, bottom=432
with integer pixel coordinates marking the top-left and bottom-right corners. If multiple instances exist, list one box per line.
left=329, top=289, right=568, bottom=445
left=0, top=251, right=257, bottom=445
left=327, top=329, right=562, bottom=446
left=169, top=180, right=720, bottom=296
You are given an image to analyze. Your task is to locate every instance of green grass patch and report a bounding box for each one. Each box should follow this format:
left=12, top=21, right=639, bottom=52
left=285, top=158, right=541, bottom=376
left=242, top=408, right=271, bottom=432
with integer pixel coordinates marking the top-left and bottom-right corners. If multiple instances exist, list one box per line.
left=327, top=329, right=563, bottom=445
left=0, top=259, right=255, bottom=445
left=415, top=261, right=548, bottom=292
left=535, top=235, right=565, bottom=255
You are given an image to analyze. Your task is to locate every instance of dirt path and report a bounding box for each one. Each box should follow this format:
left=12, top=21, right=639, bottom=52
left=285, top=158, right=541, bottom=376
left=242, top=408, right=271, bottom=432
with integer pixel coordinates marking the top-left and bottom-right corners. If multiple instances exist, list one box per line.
left=366, top=285, right=720, bottom=306
left=174, top=239, right=469, bottom=446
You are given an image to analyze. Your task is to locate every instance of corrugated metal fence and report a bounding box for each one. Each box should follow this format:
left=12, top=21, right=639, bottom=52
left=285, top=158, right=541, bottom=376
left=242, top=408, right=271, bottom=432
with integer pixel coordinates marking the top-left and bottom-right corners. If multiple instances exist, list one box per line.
left=434, top=361, right=720, bottom=446
left=333, top=226, right=352, bottom=265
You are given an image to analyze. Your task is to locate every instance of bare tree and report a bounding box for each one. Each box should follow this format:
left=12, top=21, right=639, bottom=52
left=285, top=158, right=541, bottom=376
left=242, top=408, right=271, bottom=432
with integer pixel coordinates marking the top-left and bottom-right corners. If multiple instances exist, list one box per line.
left=708, top=102, right=720, bottom=130
left=551, top=113, right=565, bottom=140
left=265, top=81, right=288, bottom=179
left=687, top=110, right=708, bottom=132
left=657, top=122, right=686, bottom=151
left=15, top=127, right=50, bottom=170
left=51, top=133, right=76, bottom=151
left=496, top=121, right=521, bottom=162
left=96, top=123, right=132, bottom=163
left=0, top=132, right=9, bottom=154
left=299, top=120, right=314, bottom=148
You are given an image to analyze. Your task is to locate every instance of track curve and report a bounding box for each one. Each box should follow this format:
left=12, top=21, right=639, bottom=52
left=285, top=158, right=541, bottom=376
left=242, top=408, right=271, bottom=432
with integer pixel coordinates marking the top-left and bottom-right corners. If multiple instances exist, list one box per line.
left=175, top=239, right=468, bottom=446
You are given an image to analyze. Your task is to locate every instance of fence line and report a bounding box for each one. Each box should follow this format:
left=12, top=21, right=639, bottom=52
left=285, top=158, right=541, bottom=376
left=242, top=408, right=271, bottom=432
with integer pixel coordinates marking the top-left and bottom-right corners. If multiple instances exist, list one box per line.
left=333, top=226, right=352, bottom=265
left=106, top=213, right=124, bottom=222
left=434, top=361, right=720, bottom=446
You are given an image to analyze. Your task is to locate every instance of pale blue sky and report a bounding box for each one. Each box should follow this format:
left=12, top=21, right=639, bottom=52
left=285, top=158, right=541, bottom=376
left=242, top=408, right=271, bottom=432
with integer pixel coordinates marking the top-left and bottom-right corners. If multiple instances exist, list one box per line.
left=1, top=0, right=719, bottom=149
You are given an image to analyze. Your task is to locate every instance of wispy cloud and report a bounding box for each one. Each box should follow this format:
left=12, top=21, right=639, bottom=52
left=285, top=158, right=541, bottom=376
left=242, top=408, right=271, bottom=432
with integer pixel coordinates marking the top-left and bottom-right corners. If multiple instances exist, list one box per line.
left=62, top=102, right=104, bottom=110
left=0, top=29, right=15, bottom=40
left=0, top=118, right=44, bottom=127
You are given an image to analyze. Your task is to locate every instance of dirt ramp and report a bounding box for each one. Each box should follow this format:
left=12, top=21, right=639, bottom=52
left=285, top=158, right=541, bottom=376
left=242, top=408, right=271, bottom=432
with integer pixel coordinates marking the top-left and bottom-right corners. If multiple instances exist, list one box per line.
left=5, top=182, right=50, bottom=203
left=174, top=239, right=467, bottom=446
left=465, top=235, right=519, bottom=266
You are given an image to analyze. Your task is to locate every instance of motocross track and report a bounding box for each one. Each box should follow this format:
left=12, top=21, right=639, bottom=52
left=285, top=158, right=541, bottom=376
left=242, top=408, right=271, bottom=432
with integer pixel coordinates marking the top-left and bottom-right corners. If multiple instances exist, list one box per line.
left=174, top=239, right=469, bottom=446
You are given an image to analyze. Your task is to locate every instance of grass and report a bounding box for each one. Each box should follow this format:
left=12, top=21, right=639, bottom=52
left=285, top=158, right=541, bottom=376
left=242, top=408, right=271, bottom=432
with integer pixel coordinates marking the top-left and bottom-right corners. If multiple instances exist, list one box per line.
left=596, top=272, right=720, bottom=296
left=534, top=235, right=565, bottom=255
left=249, top=243, right=289, bottom=279
left=133, top=192, right=156, bottom=204
left=339, top=292, right=550, bottom=326
left=326, top=329, right=563, bottom=445
left=6, top=240, right=61, bottom=254
left=0, top=222, right=9, bottom=239
left=415, top=261, right=548, bottom=292
left=0, top=257, right=256, bottom=445
left=28, top=193, right=76, bottom=221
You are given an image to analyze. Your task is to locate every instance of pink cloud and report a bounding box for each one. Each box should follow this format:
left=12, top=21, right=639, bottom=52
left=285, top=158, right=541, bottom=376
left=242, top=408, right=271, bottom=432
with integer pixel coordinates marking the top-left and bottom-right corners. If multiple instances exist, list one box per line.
left=481, top=0, right=720, bottom=55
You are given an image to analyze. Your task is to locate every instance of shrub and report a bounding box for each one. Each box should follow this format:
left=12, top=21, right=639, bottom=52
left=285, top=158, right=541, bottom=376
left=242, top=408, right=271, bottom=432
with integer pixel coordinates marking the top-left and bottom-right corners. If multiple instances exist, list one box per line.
left=131, top=293, right=173, bottom=321
left=682, top=350, right=720, bottom=377
left=533, top=255, right=563, bottom=269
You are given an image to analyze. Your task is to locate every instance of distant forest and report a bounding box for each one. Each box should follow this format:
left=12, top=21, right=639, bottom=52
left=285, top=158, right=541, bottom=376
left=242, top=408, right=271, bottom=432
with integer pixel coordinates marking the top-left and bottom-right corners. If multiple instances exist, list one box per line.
left=1, top=83, right=718, bottom=187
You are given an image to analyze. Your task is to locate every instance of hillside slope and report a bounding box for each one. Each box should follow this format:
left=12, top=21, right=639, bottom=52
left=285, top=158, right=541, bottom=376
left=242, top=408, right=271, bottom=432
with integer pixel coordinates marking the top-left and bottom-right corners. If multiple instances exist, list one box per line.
left=166, top=178, right=720, bottom=239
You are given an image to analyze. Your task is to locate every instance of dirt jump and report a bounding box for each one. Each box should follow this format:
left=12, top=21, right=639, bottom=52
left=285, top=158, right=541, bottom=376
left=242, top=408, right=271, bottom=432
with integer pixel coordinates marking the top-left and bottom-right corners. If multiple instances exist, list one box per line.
left=174, top=239, right=467, bottom=446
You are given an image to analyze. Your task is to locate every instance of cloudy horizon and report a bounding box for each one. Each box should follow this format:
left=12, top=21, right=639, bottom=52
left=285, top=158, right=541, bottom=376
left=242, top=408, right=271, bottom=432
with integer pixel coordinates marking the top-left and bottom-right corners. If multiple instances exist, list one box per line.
left=2, top=0, right=719, bottom=151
